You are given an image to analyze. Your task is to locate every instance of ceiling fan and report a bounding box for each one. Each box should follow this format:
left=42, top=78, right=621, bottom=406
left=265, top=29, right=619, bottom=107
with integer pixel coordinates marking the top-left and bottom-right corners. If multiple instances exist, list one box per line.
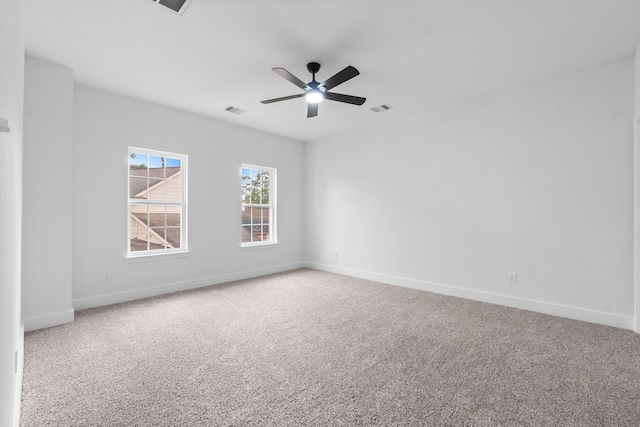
left=261, top=62, right=366, bottom=118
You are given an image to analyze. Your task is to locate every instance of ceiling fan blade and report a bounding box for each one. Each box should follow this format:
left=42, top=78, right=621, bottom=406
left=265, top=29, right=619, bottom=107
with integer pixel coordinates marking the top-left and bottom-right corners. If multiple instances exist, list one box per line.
left=307, top=103, right=318, bottom=118
left=261, top=93, right=305, bottom=104
left=320, top=66, right=360, bottom=91
left=272, top=67, right=309, bottom=90
left=324, top=92, right=366, bottom=106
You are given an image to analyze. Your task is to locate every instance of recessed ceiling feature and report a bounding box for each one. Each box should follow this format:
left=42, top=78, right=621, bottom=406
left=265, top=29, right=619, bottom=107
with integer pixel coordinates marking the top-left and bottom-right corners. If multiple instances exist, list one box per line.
left=23, top=0, right=640, bottom=142
left=371, top=104, right=392, bottom=113
left=224, top=106, right=247, bottom=115
left=149, top=0, right=192, bottom=15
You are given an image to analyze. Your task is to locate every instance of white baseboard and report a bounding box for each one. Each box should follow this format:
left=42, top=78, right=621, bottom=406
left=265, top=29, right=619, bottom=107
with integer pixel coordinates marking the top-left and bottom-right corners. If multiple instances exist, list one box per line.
left=72, top=262, right=306, bottom=311
left=23, top=308, right=74, bottom=332
left=305, top=262, right=634, bottom=331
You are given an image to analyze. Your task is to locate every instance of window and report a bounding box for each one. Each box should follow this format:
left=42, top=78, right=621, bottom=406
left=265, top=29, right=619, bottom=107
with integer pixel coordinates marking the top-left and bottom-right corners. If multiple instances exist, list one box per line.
left=241, top=164, right=276, bottom=246
left=128, top=148, right=187, bottom=257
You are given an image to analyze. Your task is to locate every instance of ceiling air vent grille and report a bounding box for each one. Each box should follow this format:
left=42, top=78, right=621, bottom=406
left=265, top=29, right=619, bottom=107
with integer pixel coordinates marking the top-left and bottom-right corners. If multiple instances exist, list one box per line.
left=225, top=106, right=247, bottom=115
left=371, top=104, right=393, bottom=113
left=148, top=0, right=193, bottom=16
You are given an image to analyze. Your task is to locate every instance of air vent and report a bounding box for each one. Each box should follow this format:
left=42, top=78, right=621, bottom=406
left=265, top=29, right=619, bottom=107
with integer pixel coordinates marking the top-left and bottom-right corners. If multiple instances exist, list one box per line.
left=225, top=106, right=247, bottom=115
left=148, top=0, right=193, bottom=15
left=371, top=104, right=393, bottom=113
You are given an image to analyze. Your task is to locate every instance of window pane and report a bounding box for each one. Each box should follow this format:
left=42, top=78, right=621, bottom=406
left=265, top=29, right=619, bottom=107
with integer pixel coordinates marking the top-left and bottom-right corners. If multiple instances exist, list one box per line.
left=253, top=207, right=262, bottom=224
left=166, top=162, right=182, bottom=202
left=130, top=177, right=148, bottom=199
left=166, top=211, right=180, bottom=228
left=242, top=225, right=252, bottom=243
left=242, top=192, right=250, bottom=205
left=130, top=153, right=148, bottom=172
left=148, top=178, right=164, bottom=201
left=151, top=227, right=168, bottom=249
left=130, top=210, right=149, bottom=227
left=130, top=234, right=148, bottom=252
left=149, top=155, right=164, bottom=170
left=262, top=207, right=270, bottom=224
left=241, top=208, right=250, bottom=225
left=252, top=225, right=261, bottom=242
left=130, top=168, right=148, bottom=178
left=166, top=157, right=181, bottom=168
left=148, top=211, right=166, bottom=226
left=148, top=165, right=165, bottom=180
left=167, top=227, right=181, bottom=249
left=130, top=201, right=148, bottom=252
left=250, top=179, right=259, bottom=204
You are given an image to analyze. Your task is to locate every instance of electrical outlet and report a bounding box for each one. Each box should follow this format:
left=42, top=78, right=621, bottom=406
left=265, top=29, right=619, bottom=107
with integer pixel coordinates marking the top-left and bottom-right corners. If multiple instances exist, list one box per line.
left=103, top=272, right=111, bottom=283
left=508, top=273, right=518, bottom=285
left=335, top=252, right=339, bottom=259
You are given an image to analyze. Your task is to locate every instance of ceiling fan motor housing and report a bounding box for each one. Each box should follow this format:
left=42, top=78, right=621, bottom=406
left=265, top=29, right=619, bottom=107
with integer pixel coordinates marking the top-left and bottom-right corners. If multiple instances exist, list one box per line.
left=307, top=62, right=321, bottom=76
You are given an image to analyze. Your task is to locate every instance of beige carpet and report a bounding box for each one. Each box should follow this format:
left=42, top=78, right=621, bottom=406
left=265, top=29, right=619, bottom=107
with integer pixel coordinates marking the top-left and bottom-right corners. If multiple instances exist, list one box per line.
left=21, top=268, right=640, bottom=426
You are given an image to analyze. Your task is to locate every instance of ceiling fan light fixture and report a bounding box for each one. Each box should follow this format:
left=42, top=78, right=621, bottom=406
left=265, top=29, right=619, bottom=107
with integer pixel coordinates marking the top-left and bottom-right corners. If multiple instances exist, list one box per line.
left=306, top=90, right=323, bottom=104
left=261, top=62, right=366, bottom=117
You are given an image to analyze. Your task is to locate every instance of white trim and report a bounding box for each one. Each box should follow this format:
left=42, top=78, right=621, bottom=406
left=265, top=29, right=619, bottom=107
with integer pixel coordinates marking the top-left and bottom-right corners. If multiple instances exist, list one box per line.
left=634, top=118, right=640, bottom=333
left=125, top=250, right=191, bottom=263
left=72, top=262, right=305, bottom=311
left=23, top=308, right=74, bottom=332
left=129, top=146, right=186, bottom=161
left=305, top=262, right=634, bottom=331
left=239, top=242, right=278, bottom=251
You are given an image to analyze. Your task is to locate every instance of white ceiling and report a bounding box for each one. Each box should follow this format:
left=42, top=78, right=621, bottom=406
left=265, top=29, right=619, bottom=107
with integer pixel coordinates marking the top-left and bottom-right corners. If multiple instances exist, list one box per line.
left=24, top=0, right=640, bottom=142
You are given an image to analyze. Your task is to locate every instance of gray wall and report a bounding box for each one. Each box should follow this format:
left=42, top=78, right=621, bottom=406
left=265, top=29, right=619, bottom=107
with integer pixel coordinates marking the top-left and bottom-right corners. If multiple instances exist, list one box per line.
left=23, top=55, right=638, bottom=333
left=23, top=57, right=74, bottom=331
left=305, top=57, right=635, bottom=329
left=71, top=84, right=305, bottom=309
left=21, top=59, right=305, bottom=325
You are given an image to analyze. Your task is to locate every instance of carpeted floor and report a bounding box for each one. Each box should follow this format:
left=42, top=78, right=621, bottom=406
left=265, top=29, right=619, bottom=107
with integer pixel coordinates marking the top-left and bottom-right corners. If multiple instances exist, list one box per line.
left=21, top=268, right=640, bottom=426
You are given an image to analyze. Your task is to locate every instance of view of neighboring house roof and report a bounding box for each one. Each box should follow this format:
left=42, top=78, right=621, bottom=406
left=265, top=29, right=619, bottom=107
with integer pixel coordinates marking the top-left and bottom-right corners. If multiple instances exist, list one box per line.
left=241, top=207, right=270, bottom=224
left=241, top=207, right=270, bottom=243
left=130, top=238, right=167, bottom=252
left=241, top=225, right=270, bottom=243
left=130, top=167, right=181, bottom=198
left=131, top=212, right=181, bottom=248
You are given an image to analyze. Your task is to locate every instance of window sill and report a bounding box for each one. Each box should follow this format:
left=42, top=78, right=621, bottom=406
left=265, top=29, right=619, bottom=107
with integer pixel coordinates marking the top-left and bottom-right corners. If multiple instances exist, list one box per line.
left=124, top=250, right=191, bottom=263
left=239, top=242, right=278, bottom=251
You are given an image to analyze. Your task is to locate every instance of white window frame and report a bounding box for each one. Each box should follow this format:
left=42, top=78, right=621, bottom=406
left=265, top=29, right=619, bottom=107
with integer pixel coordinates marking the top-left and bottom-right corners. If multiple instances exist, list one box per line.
left=127, top=147, right=188, bottom=260
left=241, top=164, right=277, bottom=247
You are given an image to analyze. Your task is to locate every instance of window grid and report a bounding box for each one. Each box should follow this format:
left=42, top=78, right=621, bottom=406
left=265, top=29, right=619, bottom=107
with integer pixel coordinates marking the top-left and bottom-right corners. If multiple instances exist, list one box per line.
left=241, top=165, right=276, bottom=246
left=128, top=148, right=187, bottom=256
